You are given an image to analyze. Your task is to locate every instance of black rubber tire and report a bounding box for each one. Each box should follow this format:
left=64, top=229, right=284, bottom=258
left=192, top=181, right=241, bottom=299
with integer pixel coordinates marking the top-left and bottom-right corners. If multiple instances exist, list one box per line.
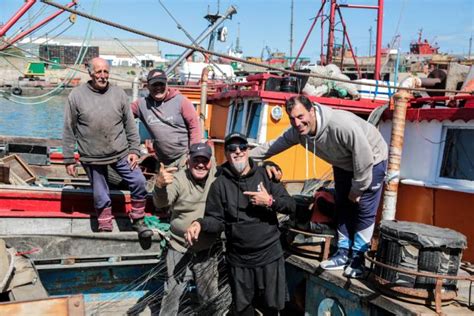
left=12, top=87, right=22, bottom=96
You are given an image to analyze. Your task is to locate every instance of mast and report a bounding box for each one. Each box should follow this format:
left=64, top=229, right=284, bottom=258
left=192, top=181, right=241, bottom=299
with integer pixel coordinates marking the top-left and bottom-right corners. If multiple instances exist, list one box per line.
left=290, top=0, right=294, bottom=59
left=374, top=0, right=384, bottom=80
left=369, top=26, right=373, bottom=56
left=326, top=0, right=337, bottom=64
left=468, top=34, right=472, bottom=59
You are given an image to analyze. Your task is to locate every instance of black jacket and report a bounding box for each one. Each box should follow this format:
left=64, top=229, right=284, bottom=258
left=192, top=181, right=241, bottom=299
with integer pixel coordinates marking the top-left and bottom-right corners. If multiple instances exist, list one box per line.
left=199, top=159, right=295, bottom=267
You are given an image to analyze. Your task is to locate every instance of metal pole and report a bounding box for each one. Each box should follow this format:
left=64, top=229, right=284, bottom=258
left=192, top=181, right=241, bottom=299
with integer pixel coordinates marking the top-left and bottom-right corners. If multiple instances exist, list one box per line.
left=0, top=0, right=36, bottom=37
left=393, top=49, right=400, bottom=89
left=290, top=0, right=326, bottom=70
left=132, top=76, right=140, bottom=101
left=382, top=91, right=411, bottom=220
left=165, top=5, right=237, bottom=76
left=326, top=0, right=337, bottom=64
left=199, top=67, right=210, bottom=139
left=320, top=5, right=325, bottom=66
left=290, top=0, right=294, bottom=59
left=1, top=1, right=77, bottom=51
left=374, top=0, right=384, bottom=80
left=340, top=24, right=346, bottom=70
left=336, top=7, right=361, bottom=78
left=468, top=34, right=472, bottom=59
left=369, top=26, right=373, bottom=57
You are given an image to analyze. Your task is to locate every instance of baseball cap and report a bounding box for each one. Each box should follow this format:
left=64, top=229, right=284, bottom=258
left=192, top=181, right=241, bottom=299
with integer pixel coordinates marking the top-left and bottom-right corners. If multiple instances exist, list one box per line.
left=189, top=143, right=212, bottom=160
left=224, top=132, right=248, bottom=147
left=147, top=69, right=168, bottom=85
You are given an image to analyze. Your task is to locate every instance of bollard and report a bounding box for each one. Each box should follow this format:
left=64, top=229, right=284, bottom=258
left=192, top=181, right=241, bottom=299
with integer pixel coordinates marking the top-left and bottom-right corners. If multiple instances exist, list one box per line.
left=382, top=91, right=411, bottom=221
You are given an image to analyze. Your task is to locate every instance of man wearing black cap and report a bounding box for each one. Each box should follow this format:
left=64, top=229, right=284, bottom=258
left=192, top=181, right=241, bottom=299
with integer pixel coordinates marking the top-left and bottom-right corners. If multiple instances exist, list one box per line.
left=186, top=133, right=296, bottom=316
left=131, top=69, right=201, bottom=169
left=153, top=142, right=220, bottom=315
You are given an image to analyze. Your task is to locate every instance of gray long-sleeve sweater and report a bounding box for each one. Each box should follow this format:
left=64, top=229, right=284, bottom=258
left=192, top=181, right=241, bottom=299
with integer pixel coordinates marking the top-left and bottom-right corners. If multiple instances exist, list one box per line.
left=63, top=82, right=140, bottom=165
left=250, top=103, right=388, bottom=197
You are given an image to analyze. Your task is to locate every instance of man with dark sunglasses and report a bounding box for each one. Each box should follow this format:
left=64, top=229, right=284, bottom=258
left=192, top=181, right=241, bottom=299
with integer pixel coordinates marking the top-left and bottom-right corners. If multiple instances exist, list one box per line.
left=153, top=142, right=221, bottom=315
left=131, top=69, right=201, bottom=169
left=186, top=133, right=295, bottom=316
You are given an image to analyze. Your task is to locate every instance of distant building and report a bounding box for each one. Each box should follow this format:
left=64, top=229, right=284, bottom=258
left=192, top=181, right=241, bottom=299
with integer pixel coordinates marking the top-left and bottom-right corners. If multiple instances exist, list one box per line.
left=39, top=44, right=99, bottom=65
left=20, top=36, right=163, bottom=65
left=100, top=53, right=167, bottom=68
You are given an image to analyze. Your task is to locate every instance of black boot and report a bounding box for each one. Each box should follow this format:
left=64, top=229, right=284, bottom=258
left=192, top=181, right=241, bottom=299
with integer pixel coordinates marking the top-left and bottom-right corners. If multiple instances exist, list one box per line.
left=132, top=218, right=153, bottom=238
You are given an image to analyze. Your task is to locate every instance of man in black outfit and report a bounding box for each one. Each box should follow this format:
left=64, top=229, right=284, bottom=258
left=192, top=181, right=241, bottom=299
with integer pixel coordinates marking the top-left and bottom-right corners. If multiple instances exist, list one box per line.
left=186, top=132, right=296, bottom=316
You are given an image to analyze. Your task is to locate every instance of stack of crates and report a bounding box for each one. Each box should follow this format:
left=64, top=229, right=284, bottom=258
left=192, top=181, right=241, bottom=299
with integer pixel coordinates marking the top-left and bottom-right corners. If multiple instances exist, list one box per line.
left=39, top=45, right=99, bottom=65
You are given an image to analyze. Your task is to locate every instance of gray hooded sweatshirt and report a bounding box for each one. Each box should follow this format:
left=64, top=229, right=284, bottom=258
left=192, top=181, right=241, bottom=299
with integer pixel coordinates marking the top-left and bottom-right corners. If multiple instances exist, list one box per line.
left=250, top=103, right=388, bottom=197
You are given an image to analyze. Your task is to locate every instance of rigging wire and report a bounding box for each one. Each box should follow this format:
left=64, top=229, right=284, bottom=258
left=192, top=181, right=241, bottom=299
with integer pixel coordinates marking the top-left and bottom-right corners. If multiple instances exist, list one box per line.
left=0, top=46, right=132, bottom=83
left=40, top=0, right=467, bottom=95
left=7, top=4, right=49, bottom=39
left=157, top=0, right=232, bottom=83
left=0, top=1, right=99, bottom=104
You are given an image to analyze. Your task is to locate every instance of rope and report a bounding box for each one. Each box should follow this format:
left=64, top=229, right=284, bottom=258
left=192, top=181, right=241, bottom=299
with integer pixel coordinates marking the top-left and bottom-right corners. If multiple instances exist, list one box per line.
left=0, top=46, right=132, bottom=83
left=0, top=1, right=101, bottom=104
left=40, top=0, right=468, bottom=95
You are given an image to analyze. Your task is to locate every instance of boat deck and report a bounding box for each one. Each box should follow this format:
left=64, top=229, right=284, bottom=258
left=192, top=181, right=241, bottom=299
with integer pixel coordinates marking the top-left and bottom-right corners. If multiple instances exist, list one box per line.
left=286, top=253, right=473, bottom=315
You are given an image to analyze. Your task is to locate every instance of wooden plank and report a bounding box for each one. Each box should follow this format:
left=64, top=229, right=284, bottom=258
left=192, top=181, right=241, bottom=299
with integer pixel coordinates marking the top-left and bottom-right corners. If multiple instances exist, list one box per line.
left=0, top=294, right=85, bottom=316
left=0, top=155, right=36, bottom=184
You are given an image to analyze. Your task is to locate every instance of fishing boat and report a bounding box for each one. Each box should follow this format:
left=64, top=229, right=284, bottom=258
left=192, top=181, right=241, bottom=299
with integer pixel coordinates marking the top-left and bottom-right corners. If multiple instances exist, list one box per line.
left=199, top=1, right=474, bottom=314
left=1, top=0, right=473, bottom=315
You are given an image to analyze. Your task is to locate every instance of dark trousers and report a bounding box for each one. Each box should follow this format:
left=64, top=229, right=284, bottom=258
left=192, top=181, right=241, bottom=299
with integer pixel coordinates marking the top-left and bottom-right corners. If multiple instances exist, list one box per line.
left=83, top=156, right=147, bottom=212
left=159, top=245, right=220, bottom=316
left=333, top=160, right=387, bottom=253
left=229, top=256, right=286, bottom=316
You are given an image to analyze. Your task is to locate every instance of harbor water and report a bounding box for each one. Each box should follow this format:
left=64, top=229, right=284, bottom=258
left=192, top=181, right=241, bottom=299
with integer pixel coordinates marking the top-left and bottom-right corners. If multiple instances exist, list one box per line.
left=0, top=97, right=65, bottom=139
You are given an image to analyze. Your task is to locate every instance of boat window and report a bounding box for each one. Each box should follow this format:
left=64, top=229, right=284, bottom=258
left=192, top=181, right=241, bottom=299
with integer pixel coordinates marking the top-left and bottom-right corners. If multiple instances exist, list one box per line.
left=230, top=102, right=245, bottom=133
left=439, top=128, right=474, bottom=181
left=246, top=102, right=262, bottom=139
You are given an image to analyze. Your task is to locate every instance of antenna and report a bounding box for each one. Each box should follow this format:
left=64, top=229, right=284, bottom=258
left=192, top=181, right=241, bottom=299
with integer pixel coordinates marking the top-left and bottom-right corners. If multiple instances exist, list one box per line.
left=469, top=34, right=472, bottom=59
left=235, top=22, right=242, bottom=53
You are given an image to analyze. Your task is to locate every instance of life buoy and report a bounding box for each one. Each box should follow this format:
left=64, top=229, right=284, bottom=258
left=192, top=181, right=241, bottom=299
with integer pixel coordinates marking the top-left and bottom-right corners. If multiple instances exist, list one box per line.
left=12, top=87, right=22, bottom=96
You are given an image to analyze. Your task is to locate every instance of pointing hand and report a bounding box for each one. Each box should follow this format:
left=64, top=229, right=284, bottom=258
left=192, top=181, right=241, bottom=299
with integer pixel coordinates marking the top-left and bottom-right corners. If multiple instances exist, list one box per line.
left=243, top=182, right=273, bottom=207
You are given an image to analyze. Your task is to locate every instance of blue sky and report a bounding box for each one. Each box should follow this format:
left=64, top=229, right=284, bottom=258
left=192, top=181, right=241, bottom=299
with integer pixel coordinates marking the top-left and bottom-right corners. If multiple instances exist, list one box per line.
left=1, top=0, right=473, bottom=61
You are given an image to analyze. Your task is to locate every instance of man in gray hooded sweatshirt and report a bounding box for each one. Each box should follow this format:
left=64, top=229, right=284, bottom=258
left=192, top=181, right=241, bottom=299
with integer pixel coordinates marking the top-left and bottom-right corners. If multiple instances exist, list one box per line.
left=63, top=57, right=152, bottom=238
left=250, top=95, right=388, bottom=278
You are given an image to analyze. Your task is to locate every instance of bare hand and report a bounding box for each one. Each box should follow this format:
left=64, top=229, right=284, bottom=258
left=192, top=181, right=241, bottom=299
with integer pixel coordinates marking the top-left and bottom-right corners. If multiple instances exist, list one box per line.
left=243, top=182, right=273, bottom=207
left=66, top=164, right=77, bottom=177
left=185, top=221, right=201, bottom=246
left=265, top=165, right=282, bottom=182
left=128, top=153, right=139, bottom=170
left=348, top=191, right=361, bottom=203
left=155, top=162, right=178, bottom=188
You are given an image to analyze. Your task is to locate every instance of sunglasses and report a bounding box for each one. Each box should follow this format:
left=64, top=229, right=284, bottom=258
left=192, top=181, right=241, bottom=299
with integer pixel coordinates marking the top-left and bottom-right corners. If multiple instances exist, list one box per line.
left=226, top=143, right=248, bottom=152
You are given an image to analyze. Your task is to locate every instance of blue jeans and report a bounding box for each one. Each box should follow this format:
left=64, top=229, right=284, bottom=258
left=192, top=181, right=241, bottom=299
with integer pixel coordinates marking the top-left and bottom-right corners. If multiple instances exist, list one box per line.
left=83, top=156, right=147, bottom=212
left=333, top=160, right=387, bottom=253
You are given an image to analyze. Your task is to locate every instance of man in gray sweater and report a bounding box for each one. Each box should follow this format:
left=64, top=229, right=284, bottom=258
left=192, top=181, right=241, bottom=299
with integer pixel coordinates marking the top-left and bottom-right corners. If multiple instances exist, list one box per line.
left=63, top=57, right=152, bottom=238
left=153, top=142, right=219, bottom=315
left=250, top=95, right=388, bottom=278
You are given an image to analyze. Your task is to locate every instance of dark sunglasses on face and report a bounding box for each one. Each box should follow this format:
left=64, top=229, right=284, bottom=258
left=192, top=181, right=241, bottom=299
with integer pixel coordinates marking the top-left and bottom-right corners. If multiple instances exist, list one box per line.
left=226, top=143, right=248, bottom=152
left=150, top=82, right=166, bottom=88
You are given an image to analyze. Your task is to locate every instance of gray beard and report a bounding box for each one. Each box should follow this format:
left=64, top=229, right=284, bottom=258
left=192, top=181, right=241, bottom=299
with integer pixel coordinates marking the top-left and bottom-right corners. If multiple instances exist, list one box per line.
left=231, top=161, right=248, bottom=174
